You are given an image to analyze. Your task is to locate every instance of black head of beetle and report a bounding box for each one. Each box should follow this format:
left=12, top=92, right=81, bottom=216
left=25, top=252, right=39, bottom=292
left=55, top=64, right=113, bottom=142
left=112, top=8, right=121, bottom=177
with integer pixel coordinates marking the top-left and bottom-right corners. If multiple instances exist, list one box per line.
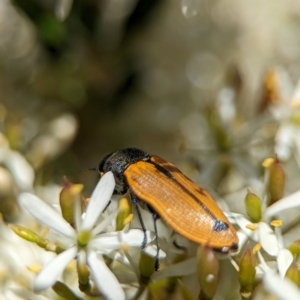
left=99, top=148, right=150, bottom=194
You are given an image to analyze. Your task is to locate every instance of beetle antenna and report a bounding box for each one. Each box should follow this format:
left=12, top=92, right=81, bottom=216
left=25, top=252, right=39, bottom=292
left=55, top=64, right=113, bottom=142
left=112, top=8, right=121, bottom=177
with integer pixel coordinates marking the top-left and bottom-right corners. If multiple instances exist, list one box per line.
left=77, top=167, right=98, bottom=175
left=152, top=212, right=160, bottom=271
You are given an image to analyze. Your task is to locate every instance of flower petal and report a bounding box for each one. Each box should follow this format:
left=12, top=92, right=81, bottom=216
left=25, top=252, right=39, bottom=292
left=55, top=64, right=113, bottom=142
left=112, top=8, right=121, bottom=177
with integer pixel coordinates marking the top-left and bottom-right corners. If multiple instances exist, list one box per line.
left=74, top=194, right=83, bottom=230
left=265, top=189, right=300, bottom=219
left=143, top=244, right=166, bottom=259
left=258, top=222, right=279, bottom=256
left=19, top=193, right=76, bottom=239
left=87, top=251, right=125, bottom=300
left=263, top=271, right=300, bottom=300
left=277, top=249, right=294, bottom=278
left=153, top=257, right=197, bottom=280
left=6, top=151, right=35, bottom=190
left=81, top=172, right=115, bottom=231
left=236, top=231, right=250, bottom=251
left=92, top=209, right=119, bottom=235
left=235, top=215, right=256, bottom=238
left=91, top=230, right=154, bottom=250
left=275, top=124, right=294, bottom=161
left=34, top=246, right=77, bottom=292
left=290, top=78, right=300, bottom=107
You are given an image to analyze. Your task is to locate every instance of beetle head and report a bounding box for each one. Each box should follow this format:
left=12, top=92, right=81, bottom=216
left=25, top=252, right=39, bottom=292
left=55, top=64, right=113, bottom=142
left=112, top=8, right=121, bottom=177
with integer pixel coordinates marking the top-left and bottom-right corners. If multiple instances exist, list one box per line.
left=99, top=148, right=150, bottom=194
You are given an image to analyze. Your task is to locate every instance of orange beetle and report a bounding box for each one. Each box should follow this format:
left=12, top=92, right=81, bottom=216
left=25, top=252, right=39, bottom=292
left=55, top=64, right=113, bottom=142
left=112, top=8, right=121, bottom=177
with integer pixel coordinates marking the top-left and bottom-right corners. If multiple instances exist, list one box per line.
left=99, top=148, right=239, bottom=269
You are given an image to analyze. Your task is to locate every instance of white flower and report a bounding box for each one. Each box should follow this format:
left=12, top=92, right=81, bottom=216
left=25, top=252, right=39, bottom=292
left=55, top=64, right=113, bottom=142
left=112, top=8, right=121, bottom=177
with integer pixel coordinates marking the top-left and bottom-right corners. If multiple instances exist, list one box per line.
left=263, top=271, right=300, bottom=300
left=228, top=185, right=300, bottom=258
left=230, top=187, right=300, bottom=297
left=229, top=212, right=280, bottom=257
left=19, top=172, right=151, bottom=300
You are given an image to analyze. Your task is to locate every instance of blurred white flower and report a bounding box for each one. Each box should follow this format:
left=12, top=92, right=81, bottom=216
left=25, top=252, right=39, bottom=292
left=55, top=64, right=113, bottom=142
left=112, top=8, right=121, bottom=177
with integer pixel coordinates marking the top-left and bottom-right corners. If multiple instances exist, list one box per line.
left=19, top=172, right=152, bottom=300
left=180, top=89, right=273, bottom=188
left=271, top=75, right=300, bottom=165
left=26, top=113, right=78, bottom=169
left=263, top=271, right=300, bottom=300
left=0, top=132, right=34, bottom=191
left=55, top=0, right=73, bottom=21
left=181, top=0, right=202, bottom=19
left=5, top=151, right=35, bottom=191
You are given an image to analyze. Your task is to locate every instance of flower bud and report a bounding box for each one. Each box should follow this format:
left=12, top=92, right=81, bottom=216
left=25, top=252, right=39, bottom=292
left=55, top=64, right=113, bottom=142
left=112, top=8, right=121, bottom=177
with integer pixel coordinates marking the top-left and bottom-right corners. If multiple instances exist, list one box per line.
left=197, top=245, right=219, bottom=299
left=0, top=167, right=20, bottom=221
left=116, top=197, right=132, bottom=231
left=165, top=253, right=189, bottom=296
left=148, top=279, right=169, bottom=299
left=289, top=240, right=300, bottom=259
left=10, top=224, right=47, bottom=248
left=178, top=280, right=195, bottom=300
left=244, top=190, right=262, bottom=223
left=10, top=224, right=64, bottom=253
left=267, top=157, right=286, bottom=205
left=77, top=261, right=90, bottom=286
left=59, top=177, right=83, bottom=224
left=238, top=243, right=256, bottom=298
left=259, top=69, right=280, bottom=112
left=52, top=281, right=81, bottom=300
left=139, top=251, right=155, bottom=285
left=285, top=261, right=300, bottom=287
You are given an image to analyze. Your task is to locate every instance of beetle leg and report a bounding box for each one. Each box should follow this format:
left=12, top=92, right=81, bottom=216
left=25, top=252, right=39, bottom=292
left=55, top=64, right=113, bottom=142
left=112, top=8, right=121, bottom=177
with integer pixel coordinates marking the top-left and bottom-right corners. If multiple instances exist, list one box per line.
left=173, top=239, right=187, bottom=251
left=113, top=185, right=127, bottom=195
left=152, top=212, right=160, bottom=271
left=130, top=193, right=148, bottom=249
left=113, top=190, right=124, bottom=195
left=103, top=200, right=111, bottom=212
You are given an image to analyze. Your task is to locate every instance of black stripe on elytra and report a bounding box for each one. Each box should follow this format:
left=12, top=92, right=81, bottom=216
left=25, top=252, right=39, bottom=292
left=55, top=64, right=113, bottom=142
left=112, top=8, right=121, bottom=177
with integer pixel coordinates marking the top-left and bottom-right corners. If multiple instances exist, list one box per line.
left=148, top=159, right=229, bottom=232
left=152, top=162, right=174, bottom=179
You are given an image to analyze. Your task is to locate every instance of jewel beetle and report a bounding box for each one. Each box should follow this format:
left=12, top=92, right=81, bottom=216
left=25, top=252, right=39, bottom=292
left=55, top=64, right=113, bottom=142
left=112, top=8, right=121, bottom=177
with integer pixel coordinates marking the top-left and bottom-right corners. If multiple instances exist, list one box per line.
left=99, top=148, right=239, bottom=269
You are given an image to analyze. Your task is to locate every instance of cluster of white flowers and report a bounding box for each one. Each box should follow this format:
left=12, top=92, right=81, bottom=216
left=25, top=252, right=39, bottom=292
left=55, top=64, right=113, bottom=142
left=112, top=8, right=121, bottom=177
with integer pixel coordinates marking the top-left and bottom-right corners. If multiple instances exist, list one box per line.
left=2, top=77, right=300, bottom=300
left=1, top=93, right=300, bottom=300
left=0, top=132, right=159, bottom=299
left=17, top=171, right=161, bottom=300
left=1, top=0, right=300, bottom=297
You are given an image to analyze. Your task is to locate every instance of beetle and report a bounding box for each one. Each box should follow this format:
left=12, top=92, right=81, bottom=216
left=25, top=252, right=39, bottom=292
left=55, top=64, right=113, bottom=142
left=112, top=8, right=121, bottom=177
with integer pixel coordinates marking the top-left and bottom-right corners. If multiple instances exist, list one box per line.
left=99, top=148, right=239, bottom=269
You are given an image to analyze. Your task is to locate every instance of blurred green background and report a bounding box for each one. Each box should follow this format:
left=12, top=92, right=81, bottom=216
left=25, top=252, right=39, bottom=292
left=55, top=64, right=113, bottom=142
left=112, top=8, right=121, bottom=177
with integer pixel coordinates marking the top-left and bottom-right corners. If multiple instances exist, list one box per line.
left=1, top=0, right=300, bottom=191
